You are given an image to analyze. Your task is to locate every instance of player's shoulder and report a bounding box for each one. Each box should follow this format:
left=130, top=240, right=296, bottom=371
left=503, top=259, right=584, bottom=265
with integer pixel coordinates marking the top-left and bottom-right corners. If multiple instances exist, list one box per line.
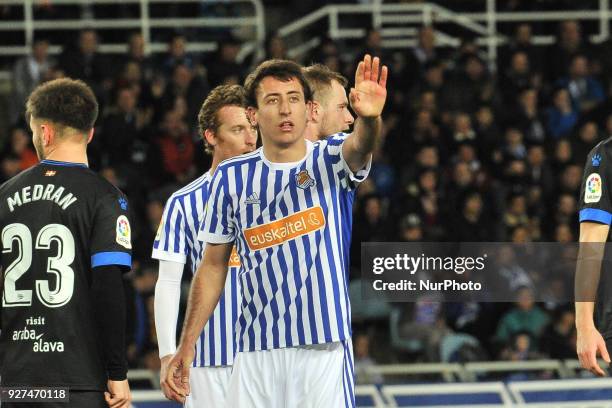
left=215, top=149, right=262, bottom=176
left=323, top=132, right=350, bottom=145
left=0, top=165, right=39, bottom=195
left=589, top=136, right=612, bottom=158
left=169, top=171, right=212, bottom=201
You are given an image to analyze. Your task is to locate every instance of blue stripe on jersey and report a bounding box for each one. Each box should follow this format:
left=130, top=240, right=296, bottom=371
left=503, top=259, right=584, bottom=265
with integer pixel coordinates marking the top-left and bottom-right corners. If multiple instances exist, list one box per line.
left=254, top=164, right=270, bottom=350
left=287, top=166, right=308, bottom=346
left=91, top=251, right=131, bottom=268
left=162, top=199, right=177, bottom=253
left=580, top=208, right=612, bottom=224
left=173, top=211, right=183, bottom=253
left=300, top=161, right=319, bottom=344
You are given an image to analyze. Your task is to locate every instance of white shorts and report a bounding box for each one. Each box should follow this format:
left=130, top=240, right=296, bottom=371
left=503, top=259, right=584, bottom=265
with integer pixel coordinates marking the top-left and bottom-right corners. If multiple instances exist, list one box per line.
left=185, top=366, right=232, bottom=408
left=226, top=340, right=355, bottom=408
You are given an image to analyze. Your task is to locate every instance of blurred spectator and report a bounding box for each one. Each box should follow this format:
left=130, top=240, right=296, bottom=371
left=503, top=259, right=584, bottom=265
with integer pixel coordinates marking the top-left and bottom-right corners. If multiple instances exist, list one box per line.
left=11, top=38, right=55, bottom=125
left=264, top=32, right=288, bottom=60
left=513, top=88, right=546, bottom=144
left=354, top=333, right=384, bottom=385
left=155, top=110, right=196, bottom=183
left=451, top=191, right=491, bottom=241
left=98, top=87, right=144, bottom=167
left=547, top=20, right=590, bottom=80
left=126, top=32, right=154, bottom=81
left=441, top=54, right=496, bottom=114
left=499, top=331, right=543, bottom=361
left=495, top=287, right=550, bottom=346
left=161, top=63, right=209, bottom=129
left=4, top=127, right=38, bottom=171
left=158, top=33, right=196, bottom=76
left=557, top=54, right=604, bottom=113
left=59, top=29, right=111, bottom=92
left=397, top=213, right=424, bottom=241
left=572, top=121, right=601, bottom=161
left=207, top=37, right=245, bottom=87
left=540, top=307, right=577, bottom=359
left=546, top=87, right=578, bottom=139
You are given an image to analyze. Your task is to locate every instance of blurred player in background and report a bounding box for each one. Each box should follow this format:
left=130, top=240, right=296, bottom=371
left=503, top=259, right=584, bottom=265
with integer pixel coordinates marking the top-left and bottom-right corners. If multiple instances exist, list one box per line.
left=0, top=78, right=131, bottom=408
left=152, top=84, right=257, bottom=406
left=166, top=54, right=387, bottom=407
left=303, top=64, right=354, bottom=141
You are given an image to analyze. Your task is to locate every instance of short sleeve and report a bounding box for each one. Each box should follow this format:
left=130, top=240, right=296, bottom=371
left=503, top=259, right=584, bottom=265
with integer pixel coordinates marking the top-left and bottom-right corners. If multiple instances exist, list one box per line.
left=152, top=196, right=188, bottom=264
left=90, top=191, right=132, bottom=270
left=579, top=146, right=612, bottom=225
left=198, top=167, right=236, bottom=244
left=324, top=133, right=372, bottom=191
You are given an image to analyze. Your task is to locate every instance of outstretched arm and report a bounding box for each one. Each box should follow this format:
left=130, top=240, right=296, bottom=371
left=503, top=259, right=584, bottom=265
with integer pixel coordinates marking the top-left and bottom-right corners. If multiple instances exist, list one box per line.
left=342, top=54, right=388, bottom=172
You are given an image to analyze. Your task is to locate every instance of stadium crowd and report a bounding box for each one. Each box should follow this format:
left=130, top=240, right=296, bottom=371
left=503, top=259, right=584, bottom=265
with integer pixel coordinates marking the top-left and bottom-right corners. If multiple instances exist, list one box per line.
left=2, top=2, right=611, bottom=383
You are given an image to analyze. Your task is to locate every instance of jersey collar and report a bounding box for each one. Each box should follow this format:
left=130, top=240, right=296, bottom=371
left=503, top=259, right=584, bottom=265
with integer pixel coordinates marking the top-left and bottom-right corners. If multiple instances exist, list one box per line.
left=40, top=159, right=88, bottom=168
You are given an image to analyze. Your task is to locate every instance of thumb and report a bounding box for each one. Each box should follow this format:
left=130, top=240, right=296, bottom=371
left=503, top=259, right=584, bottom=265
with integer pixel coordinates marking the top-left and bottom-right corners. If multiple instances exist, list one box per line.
left=104, top=391, right=112, bottom=403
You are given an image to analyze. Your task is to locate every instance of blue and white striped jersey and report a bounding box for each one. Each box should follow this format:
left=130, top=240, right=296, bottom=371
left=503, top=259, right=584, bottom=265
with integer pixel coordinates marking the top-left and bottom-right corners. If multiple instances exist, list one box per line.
left=152, top=172, right=240, bottom=367
left=199, top=134, right=370, bottom=352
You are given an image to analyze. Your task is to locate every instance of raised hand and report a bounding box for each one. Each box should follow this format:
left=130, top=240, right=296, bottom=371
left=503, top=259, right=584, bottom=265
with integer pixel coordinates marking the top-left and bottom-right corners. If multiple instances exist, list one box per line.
left=349, top=54, right=388, bottom=118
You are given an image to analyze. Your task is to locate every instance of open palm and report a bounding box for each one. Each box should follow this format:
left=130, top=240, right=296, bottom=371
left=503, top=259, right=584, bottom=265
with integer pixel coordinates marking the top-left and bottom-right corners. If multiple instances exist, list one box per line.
left=350, top=54, right=388, bottom=118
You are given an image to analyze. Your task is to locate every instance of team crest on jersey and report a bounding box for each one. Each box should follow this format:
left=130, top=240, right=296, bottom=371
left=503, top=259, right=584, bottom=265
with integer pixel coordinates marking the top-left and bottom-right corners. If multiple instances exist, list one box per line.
left=585, top=173, right=603, bottom=203
left=116, top=215, right=132, bottom=249
left=295, top=170, right=315, bottom=190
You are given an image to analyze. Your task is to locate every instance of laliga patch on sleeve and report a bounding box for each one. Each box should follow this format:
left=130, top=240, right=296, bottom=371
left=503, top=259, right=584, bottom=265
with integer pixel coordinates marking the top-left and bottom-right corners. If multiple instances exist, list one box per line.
left=116, top=215, right=132, bottom=249
left=585, top=173, right=603, bottom=203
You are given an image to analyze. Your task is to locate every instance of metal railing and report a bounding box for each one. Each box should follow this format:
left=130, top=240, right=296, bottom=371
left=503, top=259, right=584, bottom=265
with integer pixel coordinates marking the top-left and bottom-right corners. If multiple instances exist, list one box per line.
left=0, top=0, right=265, bottom=80
left=278, top=0, right=612, bottom=70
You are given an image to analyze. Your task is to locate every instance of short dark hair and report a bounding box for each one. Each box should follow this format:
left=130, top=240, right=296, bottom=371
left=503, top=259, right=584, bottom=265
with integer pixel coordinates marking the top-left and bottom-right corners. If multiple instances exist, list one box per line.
left=25, top=78, right=98, bottom=133
left=244, top=59, right=312, bottom=108
left=303, top=64, right=348, bottom=104
left=197, top=84, right=247, bottom=154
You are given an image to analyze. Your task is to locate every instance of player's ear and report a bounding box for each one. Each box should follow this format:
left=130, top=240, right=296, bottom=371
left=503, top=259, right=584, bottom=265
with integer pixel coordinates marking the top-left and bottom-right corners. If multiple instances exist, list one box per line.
left=41, top=123, right=53, bottom=146
left=204, top=128, right=216, bottom=148
left=87, top=128, right=94, bottom=144
left=306, top=100, right=314, bottom=122
left=309, top=101, right=321, bottom=123
left=246, top=106, right=258, bottom=127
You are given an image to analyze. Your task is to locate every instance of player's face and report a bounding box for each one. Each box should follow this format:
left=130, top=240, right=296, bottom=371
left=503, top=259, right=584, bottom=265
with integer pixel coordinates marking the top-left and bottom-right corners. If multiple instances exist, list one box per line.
left=29, top=117, right=45, bottom=160
left=252, top=76, right=311, bottom=148
left=319, top=80, right=354, bottom=138
left=214, top=105, right=258, bottom=160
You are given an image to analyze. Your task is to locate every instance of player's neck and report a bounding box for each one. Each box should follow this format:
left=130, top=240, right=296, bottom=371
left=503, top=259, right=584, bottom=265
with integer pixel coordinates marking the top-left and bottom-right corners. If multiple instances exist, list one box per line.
left=43, top=144, right=89, bottom=166
left=303, top=122, right=319, bottom=143
left=262, top=139, right=307, bottom=163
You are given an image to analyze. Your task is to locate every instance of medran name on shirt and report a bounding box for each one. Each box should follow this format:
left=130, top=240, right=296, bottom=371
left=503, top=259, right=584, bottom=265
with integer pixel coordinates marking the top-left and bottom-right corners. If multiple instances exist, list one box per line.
left=7, top=184, right=77, bottom=212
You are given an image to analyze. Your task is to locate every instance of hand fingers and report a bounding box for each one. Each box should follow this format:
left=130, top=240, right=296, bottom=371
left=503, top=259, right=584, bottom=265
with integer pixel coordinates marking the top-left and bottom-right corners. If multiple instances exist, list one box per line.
left=586, top=349, right=605, bottom=376
left=371, top=57, right=380, bottom=83
left=161, top=383, right=183, bottom=402
left=380, top=65, right=388, bottom=88
left=355, top=61, right=364, bottom=86
left=105, top=394, right=128, bottom=408
left=181, top=363, right=191, bottom=395
left=599, top=339, right=611, bottom=363
left=363, top=54, right=372, bottom=81
left=166, top=363, right=186, bottom=397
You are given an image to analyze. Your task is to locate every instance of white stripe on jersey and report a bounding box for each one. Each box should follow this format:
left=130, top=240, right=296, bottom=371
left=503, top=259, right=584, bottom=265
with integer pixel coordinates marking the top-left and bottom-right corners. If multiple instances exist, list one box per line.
left=152, top=171, right=240, bottom=367
left=199, top=134, right=371, bottom=352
